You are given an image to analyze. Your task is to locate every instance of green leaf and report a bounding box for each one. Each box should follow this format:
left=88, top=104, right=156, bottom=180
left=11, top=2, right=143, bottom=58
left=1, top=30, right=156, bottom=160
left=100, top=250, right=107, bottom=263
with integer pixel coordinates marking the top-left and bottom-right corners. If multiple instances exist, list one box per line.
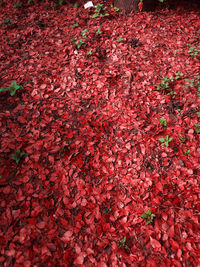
left=93, top=13, right=99, bottom=18
left=72, top=23, right=79, bottom=28
left=179, top=136, right=186, bottom=142
left=197, top=112, right=200, bottom=117
left=159, top=138, right=165, bottom=142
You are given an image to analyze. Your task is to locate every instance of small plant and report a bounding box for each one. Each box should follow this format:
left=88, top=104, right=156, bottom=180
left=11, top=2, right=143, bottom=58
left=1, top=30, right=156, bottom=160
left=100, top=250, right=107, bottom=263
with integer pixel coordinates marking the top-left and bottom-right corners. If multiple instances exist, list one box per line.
left=179, top=135, right=186, bottom=142
left=72, top=23, right=79, bottom=28
left=174, top=49, right=180, bottom=54
left=13, top=1, right=21, bottom=9
left=183, top=150, right=191, bottom=156
left=2, top=18, right=14, bottom=25
left=12, top=149, right=28, bottom=165
left=73, top=3, right=79, bottom=7
left=194, top=124, right=200, bottom=134
left=81, top=29, right=88, bottom=39
left=141, top=210, right=155, bottom=225
left=103, top=207, right=111, bottom=214
left=187, top=45, right=200, bottom=58
left=197, top=112, right=200, bottom=117
left=159, top=135, right=173, bottom=147
left=96, top=28, right=102, bottom=35
left=88, top=50, right=92, bottom=55
left=0, top=80, right=24, bottom=96
left=59, top=140, right=72, bottom=157
left=92, top=3, right=109, bottom=18
left=116, top=37, right=123, bottom=42
left=117, top=236, right=129, bottom=249
left=160, top=118, right=167, bottom=127
left=72, top=38, right=86, bottom=49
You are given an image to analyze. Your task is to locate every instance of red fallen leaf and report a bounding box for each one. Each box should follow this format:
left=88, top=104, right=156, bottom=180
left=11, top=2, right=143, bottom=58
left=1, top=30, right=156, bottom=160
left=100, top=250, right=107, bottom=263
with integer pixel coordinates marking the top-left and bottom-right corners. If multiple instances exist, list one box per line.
left=74, top=254, right=85, bottom=265
left=170, top=238, right=179, bottom=252
left=36, top=221, right=46, bottom=229
left=150, top=237, right=161, bottom=250
left=167, top=225, right=174, bottom=238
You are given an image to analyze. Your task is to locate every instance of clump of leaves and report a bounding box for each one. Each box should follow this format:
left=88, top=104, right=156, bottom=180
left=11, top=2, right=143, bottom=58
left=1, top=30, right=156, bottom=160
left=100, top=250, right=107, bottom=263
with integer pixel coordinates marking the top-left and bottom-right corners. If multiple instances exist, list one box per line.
left=72, top=38, right=86, bottom=49
left=92, top=3, right=109, bottom=18
left=110, top=3, right=119, bottom=11
left=12, top=149, right=28, bottom=165
left=116, top=37, right=123, bottom=43
left=117, top=236, right=129, bottom=249
left=187, top=45, right=200, bottom=58
left=103, top=207, right=111, bottom=214
left=179, top=135, right=186, bottom=142
left=13, top=1, right=21, bottom=9
left=96, top=28, right=102, bottom=35
left=52, top=0, right=64, bottom=10
left=160, top=118, right=167, bottom=127
left=141, top=210, right=155, bottom=225
left=159, top=135, right=173, bottom=146
left=59, top=140, right=72, bottom=158
left=0, top=80, right=24, bottom=96
left=72, top=23, right=79, bottom=28
left=183, top=150, right=191, bottom=156
left=194, top=124, right=200, bottom=134
left=2, top=18, right=14, bottom=25
left=154, top=72, right=183, bottom=99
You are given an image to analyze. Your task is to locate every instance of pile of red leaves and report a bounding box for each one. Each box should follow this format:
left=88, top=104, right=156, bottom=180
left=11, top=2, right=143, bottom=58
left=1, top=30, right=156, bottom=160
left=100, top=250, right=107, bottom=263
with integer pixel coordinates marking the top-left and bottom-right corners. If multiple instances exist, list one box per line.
left=0, top=0, right=199, bottom=266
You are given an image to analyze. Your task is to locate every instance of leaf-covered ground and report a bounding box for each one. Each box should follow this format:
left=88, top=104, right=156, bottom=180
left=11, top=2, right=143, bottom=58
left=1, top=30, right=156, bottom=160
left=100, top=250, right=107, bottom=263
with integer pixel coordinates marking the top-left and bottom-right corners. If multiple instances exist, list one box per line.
left=0, top=0, right=200, bottom=266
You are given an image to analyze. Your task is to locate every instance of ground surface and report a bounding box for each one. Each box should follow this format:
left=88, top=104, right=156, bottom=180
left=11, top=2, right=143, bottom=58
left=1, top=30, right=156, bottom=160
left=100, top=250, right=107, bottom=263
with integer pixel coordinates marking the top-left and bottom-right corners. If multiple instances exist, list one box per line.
left=0, top=0, right=200, bottom=266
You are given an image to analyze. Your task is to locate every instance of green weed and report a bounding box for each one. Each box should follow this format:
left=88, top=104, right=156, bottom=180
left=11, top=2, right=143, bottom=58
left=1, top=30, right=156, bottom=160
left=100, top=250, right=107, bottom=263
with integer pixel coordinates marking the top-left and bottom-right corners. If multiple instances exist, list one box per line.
left=194, top=124, right=200, bottom=134
left=179, top=135, right=186, bottom=142
left=116, top=37, right=123, bottom=43
left=59, top=140, right=72, bottom=158
left=12, top=149, right=28, bottom=165
left=0, top=81, right=24, bottom=96
left=159, top=135, right=173, bottom=146
left=2, top=18, right=14, bottom=25
left=187, top=45, right=200, bottom=58
left=160, top=118, right=167, bottom=127
left=92, top=3, right=109, bottom=18
left=72, top=23, right=79, bottom=28
left=117, top=236, right=129, bottom=249
left=103, top=207, right=111, bottom=214
left=141, top=210, right=155, bottom=225
left=183, top=150, right=191, bottom=156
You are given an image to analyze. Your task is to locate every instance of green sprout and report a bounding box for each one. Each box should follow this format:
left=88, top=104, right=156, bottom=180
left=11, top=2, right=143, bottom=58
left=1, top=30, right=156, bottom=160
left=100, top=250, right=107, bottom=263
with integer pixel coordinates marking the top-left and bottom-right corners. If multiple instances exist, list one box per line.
left=197, top=112, right=200, bottom=117
left=179, top=135, right=186, bottom=142
left=73, top=3, right=79, bottom=7
left=174, top=49, right=180, bottom=54
left=96, top=28, right=102, bottom=35
left=103, top=207, right=111, bottom=214
left=160, top=118, right=167, bottom=127
left=194, top=124, right=200, bottom=134
left=72, top=23, right=79, bottom=28
left=141, top=210, right=155, bottom=225
left=59, top=140, right=72, bottom=158
left=117, top=236, right=129, bottom=249
left=116, top=37, right=123, bottom=42
left=81, top=29, right=88, bottom=38
left=88, top=50, right=92, bottom=55
left=13, top=1, right=21, bottom=9
left=12, top=149, right=28, bottom=165
left=2, top=18, right=14, bottom=25
left=183, top=150, right=191, bottom=156
left=92, top=3, right=109, bottom=18
left=188, top=45, right=200, bottom=58
left=0, top=80, right=24, bottom=96
left=159, top=135, right=173, bottom=147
